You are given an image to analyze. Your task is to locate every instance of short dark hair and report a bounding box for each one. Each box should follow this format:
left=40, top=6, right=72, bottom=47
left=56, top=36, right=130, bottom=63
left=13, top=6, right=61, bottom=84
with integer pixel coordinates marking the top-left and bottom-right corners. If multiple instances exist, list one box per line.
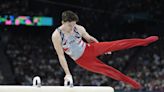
left=62, top=10, right=79, bottom=22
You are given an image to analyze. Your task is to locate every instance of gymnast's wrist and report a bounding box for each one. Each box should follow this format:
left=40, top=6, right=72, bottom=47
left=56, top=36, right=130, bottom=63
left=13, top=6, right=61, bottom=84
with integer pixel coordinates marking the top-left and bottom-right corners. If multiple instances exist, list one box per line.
left=65, top=74, right=72, bottom=77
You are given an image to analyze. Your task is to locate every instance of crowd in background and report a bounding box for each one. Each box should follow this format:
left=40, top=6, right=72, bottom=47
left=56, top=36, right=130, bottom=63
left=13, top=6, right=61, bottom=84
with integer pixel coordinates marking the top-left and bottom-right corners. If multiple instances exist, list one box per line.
left=0, top=0, right=164, bottom=92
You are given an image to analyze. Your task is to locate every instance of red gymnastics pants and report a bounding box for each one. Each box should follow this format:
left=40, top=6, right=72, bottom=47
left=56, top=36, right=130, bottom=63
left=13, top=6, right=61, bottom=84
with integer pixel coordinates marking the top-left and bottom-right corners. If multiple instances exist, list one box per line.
left=75, top=36, right=159, bottom=89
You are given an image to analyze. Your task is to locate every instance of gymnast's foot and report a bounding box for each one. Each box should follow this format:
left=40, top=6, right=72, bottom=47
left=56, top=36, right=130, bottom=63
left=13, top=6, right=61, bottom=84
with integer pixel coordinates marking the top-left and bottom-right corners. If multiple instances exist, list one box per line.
left=144, top=36, right=159, bottom=46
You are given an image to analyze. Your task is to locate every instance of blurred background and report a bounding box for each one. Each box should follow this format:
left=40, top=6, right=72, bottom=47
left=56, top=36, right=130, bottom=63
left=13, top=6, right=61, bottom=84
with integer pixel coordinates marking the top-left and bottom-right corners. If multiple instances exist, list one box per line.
left=0, top=0, right=163, bottom=92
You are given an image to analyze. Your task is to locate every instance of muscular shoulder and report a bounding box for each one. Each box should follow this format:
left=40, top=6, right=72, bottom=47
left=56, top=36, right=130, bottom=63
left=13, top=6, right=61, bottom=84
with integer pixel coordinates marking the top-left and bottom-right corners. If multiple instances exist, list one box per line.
left=75, top=24, right=86, bottom=35
left=75, top=24, right=85, bottom=31
left=52, top=29, right=61, bottom=41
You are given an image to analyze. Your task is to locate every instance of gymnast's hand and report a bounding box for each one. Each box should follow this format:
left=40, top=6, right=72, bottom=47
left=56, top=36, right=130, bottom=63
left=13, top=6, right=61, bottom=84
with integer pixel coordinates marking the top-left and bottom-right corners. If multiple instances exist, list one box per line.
left=64, top=75, right=73, bottom=87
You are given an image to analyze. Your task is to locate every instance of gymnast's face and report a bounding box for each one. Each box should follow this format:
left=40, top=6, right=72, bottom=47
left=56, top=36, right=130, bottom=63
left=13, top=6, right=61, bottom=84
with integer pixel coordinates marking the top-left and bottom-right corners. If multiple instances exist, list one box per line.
left=63, top=21, right=76, bottom=29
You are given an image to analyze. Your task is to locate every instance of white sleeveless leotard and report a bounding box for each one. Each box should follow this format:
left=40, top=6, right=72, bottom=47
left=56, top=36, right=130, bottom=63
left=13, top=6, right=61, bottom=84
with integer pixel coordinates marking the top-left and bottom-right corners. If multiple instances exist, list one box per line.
left=57, top=26, right=86, bottom=60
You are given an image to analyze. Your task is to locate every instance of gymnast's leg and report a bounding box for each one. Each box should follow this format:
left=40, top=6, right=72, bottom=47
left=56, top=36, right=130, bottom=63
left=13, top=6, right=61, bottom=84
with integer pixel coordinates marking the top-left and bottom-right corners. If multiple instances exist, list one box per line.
left=93, top=36, right=159, bottom=56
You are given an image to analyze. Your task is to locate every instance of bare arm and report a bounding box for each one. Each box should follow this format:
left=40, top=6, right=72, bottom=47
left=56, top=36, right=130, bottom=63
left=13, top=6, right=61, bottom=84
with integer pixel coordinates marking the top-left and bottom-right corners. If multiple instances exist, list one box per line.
left=51, top=31, right=71, bottom=75
left=79, top=26, right=99, bottom=43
